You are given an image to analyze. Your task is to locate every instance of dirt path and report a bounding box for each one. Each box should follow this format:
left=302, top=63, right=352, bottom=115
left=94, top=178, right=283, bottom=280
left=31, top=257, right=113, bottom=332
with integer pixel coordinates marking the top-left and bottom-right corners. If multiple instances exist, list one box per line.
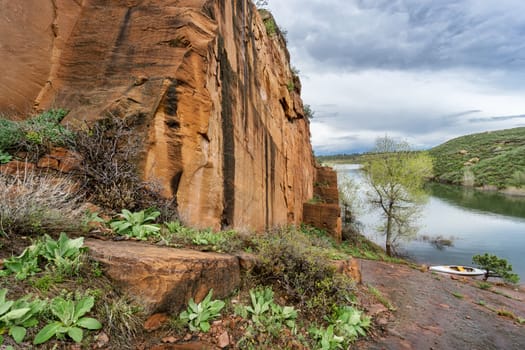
left=357, top=260, right=525, bottom=350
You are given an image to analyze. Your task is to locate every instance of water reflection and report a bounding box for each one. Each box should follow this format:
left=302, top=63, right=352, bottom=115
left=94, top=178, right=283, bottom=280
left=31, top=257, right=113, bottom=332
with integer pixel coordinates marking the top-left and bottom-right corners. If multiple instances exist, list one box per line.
left=426, top=182, right=525, bottom=220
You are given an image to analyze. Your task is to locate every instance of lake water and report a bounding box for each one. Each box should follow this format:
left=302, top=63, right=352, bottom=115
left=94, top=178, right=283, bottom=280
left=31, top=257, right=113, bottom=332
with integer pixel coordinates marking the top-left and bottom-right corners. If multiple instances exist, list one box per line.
left=334, top=164, right=525, bottom=282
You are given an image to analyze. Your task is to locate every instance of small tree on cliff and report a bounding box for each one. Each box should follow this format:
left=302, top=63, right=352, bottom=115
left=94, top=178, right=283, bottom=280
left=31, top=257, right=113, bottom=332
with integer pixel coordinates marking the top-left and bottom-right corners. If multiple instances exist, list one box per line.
left=363, top=136, right=433, bottom=256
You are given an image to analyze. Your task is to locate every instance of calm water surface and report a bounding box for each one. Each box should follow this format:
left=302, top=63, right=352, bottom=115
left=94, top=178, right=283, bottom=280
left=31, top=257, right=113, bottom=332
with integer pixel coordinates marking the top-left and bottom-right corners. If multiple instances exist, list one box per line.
left=335, top=164, right=525, bottom=281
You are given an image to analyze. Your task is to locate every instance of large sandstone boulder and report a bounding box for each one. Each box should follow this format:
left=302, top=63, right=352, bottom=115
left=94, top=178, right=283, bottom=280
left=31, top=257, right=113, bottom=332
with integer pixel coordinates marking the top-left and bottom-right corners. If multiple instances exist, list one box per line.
left=85, top=239, right=241, bottom=314
left=0, top=0, right=316, bottom=232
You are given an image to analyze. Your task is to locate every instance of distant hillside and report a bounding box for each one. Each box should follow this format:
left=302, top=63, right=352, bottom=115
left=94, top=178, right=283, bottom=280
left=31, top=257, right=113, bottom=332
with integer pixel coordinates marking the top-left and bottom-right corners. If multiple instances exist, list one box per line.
left=430, top=127, right=525, bottom=189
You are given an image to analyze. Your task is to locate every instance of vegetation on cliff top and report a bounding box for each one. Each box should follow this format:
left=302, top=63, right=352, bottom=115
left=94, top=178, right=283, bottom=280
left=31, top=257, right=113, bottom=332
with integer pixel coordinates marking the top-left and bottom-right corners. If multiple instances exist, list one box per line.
left=429, top=127, right=525, bottom=189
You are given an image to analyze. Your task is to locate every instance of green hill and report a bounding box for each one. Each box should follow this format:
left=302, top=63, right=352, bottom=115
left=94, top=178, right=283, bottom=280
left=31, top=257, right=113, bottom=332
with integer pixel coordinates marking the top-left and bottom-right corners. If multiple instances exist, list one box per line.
left=430, top=127, right=525, bottom=189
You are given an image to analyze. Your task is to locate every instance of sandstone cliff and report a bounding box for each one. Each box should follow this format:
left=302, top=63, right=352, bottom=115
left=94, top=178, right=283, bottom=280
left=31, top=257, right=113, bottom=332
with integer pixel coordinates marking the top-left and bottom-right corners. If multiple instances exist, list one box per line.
left=0, top=0, right=319, bottom=232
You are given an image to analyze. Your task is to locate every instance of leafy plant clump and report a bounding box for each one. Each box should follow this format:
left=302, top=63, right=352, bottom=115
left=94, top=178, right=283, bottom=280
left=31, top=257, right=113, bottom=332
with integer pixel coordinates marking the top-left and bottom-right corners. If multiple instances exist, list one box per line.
left=0, top=109, right=73, bottom=160
left=472, top=253, right=520, bottom=284
left=0, top=289, right=46, bottom=346
left=236, top=287, right=298, bottom=347
left=0, top=233, right=86, bottom=280
left=309, top=305, right=370, bottom=350
left=34, top=295, right=102, bottom=344
left=110, top=208, right=161, bottom=240
left=162, top=221, right=241, bottom=252
left=0, top=150, right=12, bottom=164
left=40, top=233, right=86, bottom=276
left=179, top=289, right=225, bottom=332
left=0, top=244, right=41, bottom=280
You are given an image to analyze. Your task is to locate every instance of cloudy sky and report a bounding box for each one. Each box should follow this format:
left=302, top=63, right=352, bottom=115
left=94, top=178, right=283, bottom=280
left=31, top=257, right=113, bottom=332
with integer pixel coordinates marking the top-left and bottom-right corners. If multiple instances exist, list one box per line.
left=266, top=0, right=525, bottom=155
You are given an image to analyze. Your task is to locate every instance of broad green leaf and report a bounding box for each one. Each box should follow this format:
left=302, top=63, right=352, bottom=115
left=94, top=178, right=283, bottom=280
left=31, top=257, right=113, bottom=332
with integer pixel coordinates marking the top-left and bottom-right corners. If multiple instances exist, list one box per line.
left=51, top=298, right=74, bottom=325
left=76, top=317, right=102, bottom=330
left=33, top=322, right=62, bottom=344
left=9, top=325, right=26, bottom=343
left=0, top=289, right=7, bottom=303
left=199, top=321, right=210, bottom=332
left=2, top=307, right=30, bottom=321
left=67, top=326, right=83, bottom=343
left=180, top=310, right=189, bottom=320
left=188, top=299, right=198, bottom=313
left=0, top=300, right=13, bottom=316
left=73, top=296, right=94, bottom=320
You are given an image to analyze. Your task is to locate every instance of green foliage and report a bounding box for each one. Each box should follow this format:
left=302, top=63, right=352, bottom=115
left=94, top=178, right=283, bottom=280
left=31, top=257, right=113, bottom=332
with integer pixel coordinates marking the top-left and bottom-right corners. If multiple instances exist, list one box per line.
left=0, top=289, right=46, bottom=345
left=41, top=233, right=86, bottom=276
left=33, top=295, right=102, bottom=344
left=164, top=222, right=240, bottom=252
left=0, top=118, right=23, bottom=152
left=476, top=281, right=492, bottom=290
left=179, top=289, right=225, bottom=332
left=363, top=136, right=433, bottom=256
left=252, top=227, right=355, bottom=317
left=309, top=324, right=344, bottom=350
left=472, top=253, right=520, bottom=284
left=367, top=285, right=396, bottom=311
left=430, top=127, right=525, bottom=188
left=0, top=233, right=86, bottom=280
left=451, top=292, right=464, bottom=299
left=0, top=109, right=72, bottom=160
left=510, top=170, right=525, bottom=188
left=264, top=17, right=277, bottom=35
left=110, top=209, right=161, bottom=240
left=287, top=80, right=295, bottom=92
left=310, top=305, right=370, bottom=349
left=236, top=287, right=298, bottom=347
left=250, top=287, right=297, bottom=329
left=0, top=244, right=41, bottom=280
left=0, top=150, right=12, bottom=164
left=303, top=104, right=315, bottom=119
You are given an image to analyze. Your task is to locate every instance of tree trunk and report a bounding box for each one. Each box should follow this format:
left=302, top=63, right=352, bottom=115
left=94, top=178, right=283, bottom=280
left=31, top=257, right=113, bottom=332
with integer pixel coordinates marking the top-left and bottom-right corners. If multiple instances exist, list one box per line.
left=385, top=204, right=393, bottom=256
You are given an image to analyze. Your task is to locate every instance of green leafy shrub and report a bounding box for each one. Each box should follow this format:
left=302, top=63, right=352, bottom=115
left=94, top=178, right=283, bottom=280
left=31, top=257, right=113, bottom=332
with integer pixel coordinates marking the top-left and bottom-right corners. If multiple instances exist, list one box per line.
left=164, top=222, right=241, bottom=252
left=236, top=287, right=298, bottom=347
left=34, top=295, right=102, bottom=344
left=472, top=253, right=520, bottom=284
left=0, top=233, right=86, bottom=280
left=0, top=118, right=23, bottom=152
left=179, top=289, right=225, bottom=332
left=0, top=109, right=72, bottom=160
left=310, top=305, right=370, bottom=349
left=41, top=233, right=86, bottom=276
left=0, top=150, right=12, bottom=164
left=0, top=289, right=46, bottom=345
left=246, top=287, right=297, bottom=330
left=0, top=243, right=42, bottom=280
left=0, top=171, right=83, bottom=237
left=309, top=325, right=344, bottom=350
left=110, top=209, right=161, bottom=240
left=252, top=227, right=356, bottom=317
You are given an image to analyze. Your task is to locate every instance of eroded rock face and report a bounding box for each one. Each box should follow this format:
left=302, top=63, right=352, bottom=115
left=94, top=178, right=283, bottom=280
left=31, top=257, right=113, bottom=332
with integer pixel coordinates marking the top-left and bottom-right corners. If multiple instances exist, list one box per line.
left=85, top=239, right=240, bottom=314
left=0, top=0, right=316, bottom=232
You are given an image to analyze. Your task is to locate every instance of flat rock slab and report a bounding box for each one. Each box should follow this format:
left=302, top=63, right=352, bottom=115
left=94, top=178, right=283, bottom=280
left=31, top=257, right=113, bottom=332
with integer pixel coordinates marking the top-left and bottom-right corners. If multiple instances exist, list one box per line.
left=85, top=239, right=240, bottom=314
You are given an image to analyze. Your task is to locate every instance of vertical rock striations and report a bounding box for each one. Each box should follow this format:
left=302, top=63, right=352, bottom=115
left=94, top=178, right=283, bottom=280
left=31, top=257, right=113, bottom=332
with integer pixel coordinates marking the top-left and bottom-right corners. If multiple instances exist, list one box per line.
left=0, top=0, right=320, bottom=232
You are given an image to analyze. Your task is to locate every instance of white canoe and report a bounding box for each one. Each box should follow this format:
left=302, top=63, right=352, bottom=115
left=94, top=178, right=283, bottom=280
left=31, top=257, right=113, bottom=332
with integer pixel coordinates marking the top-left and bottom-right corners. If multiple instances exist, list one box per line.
left=429, top=265, right=486, bottom=276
